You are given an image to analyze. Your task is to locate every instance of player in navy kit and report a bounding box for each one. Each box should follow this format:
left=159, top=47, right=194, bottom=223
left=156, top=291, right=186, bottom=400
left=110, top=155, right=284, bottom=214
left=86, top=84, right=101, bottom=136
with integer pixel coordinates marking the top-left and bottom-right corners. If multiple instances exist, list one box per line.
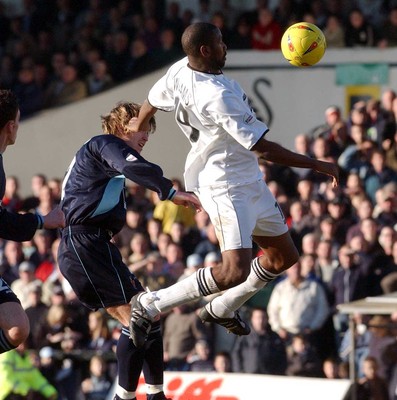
left=0, top=89, right=65, bottom=354
left=128, top=22, right=339, bottom=348
left=58, top=101, right=201, bottom=400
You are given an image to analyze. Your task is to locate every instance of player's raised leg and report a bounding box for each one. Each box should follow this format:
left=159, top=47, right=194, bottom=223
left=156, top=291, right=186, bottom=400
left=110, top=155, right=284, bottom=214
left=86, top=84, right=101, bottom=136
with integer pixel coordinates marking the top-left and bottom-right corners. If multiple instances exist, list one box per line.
left=200, top=232, right=299, bottom=322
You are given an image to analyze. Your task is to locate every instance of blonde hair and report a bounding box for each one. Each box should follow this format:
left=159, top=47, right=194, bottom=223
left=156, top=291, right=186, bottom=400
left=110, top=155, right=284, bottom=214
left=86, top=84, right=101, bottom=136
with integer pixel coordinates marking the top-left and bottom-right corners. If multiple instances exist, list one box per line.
left=101, top=102, right=156, bottom=138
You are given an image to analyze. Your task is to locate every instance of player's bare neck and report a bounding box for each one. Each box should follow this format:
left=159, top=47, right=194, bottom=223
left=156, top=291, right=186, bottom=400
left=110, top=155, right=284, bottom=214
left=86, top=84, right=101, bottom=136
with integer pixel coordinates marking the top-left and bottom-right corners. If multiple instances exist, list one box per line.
left=187, top=62, right=221, bottom=75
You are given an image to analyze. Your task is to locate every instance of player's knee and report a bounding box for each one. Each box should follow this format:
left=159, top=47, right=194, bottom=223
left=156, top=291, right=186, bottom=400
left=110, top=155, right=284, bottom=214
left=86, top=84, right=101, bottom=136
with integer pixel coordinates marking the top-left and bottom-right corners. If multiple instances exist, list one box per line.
left=286, top=247, right=300, bottom=269
left=259, top=245, right=299, bottom=273
left=8, top=323, right=29, bottom=347
left=276, top=251, right=299, bottom=273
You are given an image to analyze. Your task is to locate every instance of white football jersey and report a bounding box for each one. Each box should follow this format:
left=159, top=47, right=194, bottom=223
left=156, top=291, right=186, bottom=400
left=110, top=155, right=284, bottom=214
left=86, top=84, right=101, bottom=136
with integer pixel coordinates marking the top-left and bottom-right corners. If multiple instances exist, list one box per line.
left=148, top=57, right=269, bottom=191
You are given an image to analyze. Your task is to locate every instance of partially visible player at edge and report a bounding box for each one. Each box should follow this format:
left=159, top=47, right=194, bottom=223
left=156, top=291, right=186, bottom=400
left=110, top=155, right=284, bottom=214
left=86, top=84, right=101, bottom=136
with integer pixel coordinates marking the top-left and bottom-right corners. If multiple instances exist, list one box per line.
left=0, top=89, right=65, bottom=354
left=57, top=102, right=200, bottom=400
left=128, top=22, right=339, bottom=348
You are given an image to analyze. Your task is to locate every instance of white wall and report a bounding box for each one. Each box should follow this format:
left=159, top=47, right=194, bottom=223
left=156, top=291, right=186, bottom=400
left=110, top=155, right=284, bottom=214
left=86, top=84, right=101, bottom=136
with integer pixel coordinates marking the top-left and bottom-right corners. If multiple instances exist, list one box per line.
left=7, top=47, right=397, bottom=196
left=132, top=371, right=351, bottom=400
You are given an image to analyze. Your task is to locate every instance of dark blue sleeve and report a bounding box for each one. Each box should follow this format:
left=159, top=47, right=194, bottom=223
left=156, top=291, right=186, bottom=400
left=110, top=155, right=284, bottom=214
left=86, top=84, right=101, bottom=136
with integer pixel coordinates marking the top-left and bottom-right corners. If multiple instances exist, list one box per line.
left=0, top=154, right=38, bottom=241
left=100, top=140, right=173, bottom=200
left=0, top=208, right=38, bottom=241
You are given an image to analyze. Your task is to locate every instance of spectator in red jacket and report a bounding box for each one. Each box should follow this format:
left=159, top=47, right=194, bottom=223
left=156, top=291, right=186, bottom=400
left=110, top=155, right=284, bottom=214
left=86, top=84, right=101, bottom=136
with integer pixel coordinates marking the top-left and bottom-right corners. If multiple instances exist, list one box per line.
left=251, top=7, right=282, bottom=50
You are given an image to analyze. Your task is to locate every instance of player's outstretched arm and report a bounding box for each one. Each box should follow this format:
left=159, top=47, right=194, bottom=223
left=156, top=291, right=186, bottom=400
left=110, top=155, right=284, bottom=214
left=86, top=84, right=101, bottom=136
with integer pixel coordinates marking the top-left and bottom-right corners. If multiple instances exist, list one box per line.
left=171, top=191, right=203, bottom=212
left=312, top=159, right=339, bottom=188
left=128, top=100, right=158, bottom=133
left=252, top=137, right=339, bottom=187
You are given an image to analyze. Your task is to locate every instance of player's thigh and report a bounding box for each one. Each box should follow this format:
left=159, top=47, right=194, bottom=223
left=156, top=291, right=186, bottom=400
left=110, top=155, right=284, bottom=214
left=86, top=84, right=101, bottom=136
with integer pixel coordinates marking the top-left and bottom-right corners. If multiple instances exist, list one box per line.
left=58, top=234, right=143, bottom=310
left=0, top=301, right=29, bottom=333
left=253, top=231, right=299, bottom=274
left=0, top=278, right=28, bottom=331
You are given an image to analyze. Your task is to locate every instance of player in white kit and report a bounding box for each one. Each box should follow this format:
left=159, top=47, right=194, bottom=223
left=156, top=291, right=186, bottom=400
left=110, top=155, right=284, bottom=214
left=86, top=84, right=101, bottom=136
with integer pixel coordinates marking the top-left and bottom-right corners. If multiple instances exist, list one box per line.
left=128, top=22, right=339, bottom=347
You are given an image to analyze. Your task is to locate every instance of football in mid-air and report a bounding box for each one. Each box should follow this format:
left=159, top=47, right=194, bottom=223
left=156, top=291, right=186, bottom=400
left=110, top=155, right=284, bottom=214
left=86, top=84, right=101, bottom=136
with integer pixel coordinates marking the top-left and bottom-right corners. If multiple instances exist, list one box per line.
left=280, top=22, right=326, bottom=67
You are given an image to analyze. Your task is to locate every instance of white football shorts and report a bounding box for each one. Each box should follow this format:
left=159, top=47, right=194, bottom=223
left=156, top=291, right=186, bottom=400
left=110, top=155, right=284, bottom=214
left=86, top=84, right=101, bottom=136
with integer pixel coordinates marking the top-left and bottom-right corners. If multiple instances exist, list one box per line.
left=197, top=179, right=288, bottom=252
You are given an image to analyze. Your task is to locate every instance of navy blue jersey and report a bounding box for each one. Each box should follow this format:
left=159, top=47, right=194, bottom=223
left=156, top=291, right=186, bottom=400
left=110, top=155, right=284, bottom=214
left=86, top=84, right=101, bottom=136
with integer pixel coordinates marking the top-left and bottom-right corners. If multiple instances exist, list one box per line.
left=61, top=134, right=173, bottom=234
left=0, top=154, right=38, bottom=241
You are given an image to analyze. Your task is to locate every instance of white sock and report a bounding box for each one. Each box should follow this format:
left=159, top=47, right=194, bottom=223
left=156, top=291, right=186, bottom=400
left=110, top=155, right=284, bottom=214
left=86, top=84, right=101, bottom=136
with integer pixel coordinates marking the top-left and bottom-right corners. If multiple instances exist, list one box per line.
left=140, top=267, right=220, bottom=318
left=208, top=257, right=280, bottom=318
left=116, top=385, right=135, bottom=399
left=146, top=384, right=163, bottom=394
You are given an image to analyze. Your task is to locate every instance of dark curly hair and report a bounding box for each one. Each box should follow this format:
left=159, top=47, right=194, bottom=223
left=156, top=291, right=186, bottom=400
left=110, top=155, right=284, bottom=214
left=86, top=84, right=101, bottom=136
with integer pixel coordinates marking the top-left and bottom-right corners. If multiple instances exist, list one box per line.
left=0, top=90, right=18, bottom=130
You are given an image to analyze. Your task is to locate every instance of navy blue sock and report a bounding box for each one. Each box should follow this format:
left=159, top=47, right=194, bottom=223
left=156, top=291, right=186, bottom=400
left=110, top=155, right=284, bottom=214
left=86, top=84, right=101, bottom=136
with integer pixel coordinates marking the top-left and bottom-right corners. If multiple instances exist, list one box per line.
left=116, top=324, right=164, bottom=398
left=147, top=393, right=168, bottom=400
left=142, top=322, right=164, bottom=386
left=117, top=327, right=145, bottom=392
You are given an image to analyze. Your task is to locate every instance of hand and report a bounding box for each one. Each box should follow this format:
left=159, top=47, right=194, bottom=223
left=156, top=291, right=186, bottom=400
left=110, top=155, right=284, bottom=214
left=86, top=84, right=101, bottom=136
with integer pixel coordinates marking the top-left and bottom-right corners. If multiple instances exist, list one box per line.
left=314, top=160, right=339, bottom=188
left=172, top=191, right=203, bottom=212
left=43, top=206, right=65, bottom=229
left=128, top=117, right=151, bottom=133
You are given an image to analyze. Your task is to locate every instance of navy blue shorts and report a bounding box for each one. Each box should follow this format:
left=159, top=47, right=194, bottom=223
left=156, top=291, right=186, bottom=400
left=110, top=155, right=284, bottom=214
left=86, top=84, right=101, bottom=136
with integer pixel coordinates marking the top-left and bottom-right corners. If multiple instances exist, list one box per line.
left=0, top=277, right=20, bottom=305
left=58, top=226, right=143, bottom=310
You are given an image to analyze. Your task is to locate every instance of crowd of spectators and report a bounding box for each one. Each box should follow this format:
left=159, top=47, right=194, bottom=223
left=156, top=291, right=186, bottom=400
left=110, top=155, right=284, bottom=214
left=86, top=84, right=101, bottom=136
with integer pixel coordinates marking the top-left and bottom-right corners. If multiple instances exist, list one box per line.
left=1, top=88, right=397, bottom=398
left=1, top=0, right=397, bottom=121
